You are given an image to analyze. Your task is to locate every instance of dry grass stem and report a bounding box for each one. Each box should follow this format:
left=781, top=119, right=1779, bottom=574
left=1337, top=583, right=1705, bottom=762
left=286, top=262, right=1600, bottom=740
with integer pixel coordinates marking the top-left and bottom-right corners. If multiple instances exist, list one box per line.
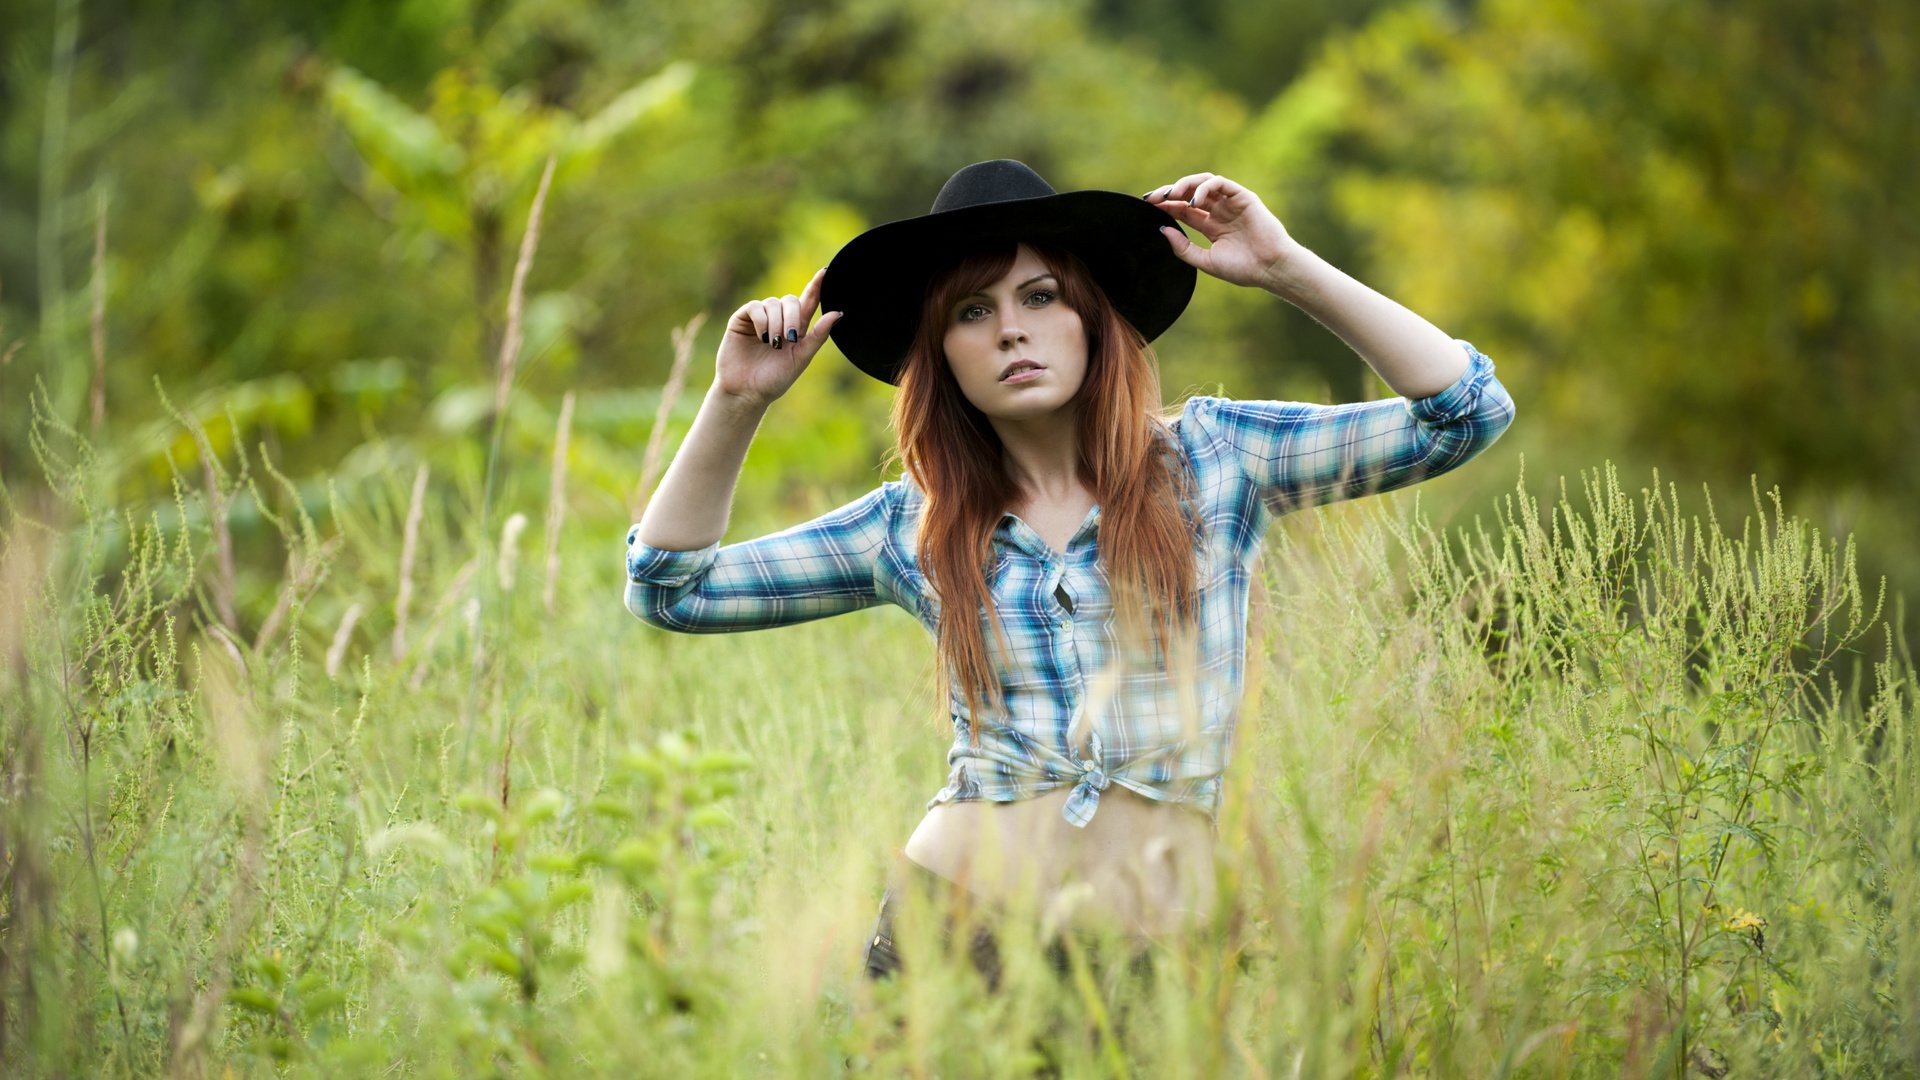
left=253, top=536, right=342, bottom=652
left=182, top=417, right=240, bottom=633
left=393, top=464, right=429, bottom=661
left=494, top=155, right=557, bottom=419
left=326, top=601, right=364, bottom=679
left=0, top=274, right=18, bottom=370
left=543, top=390, right=574, bottom=616
left=207, top=623, right=247, bottom=673
left=463, top=595, right=483, bottom=671
left=632, top=311, right=707, bottom=518
left=90, top=190, right=106, bottom=435
left=498, top=512, right=529, bottom=590
left=252, top=554, right=300, bottom=654
left=169, top=657, right=267, bottom=1075
left=407, top=554, right=480, bottom=688
left=0, top=275, right=19, bottom=369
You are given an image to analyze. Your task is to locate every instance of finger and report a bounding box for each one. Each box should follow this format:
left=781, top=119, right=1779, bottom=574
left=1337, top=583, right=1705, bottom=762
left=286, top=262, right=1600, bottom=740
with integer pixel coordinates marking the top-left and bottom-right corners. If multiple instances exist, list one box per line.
left=799, top=309, right=844, bottom=354
left=1142, top=174, right=1212, bottom=203
left=1148, top=174, right=1204, bottom=202
left=780, top=294, right=802, bottom=344
left=1160, top=225, right=1214, bottom=274
left=1156, top=199, right=1215, bottom=235
left=799, top=267, right=826, bottom=319
left=742, top=299, right=770, bottom=343
left=1164, top=172, right=1216, bottom=203
left=1188, top=175, right=1244, bottom=210
left=764, top=296, right=787, bottom=348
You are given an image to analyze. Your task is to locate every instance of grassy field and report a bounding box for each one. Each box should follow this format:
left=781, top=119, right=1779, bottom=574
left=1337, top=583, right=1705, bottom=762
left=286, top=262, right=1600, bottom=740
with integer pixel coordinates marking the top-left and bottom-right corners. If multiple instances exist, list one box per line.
left=1, top=399, right=1914, bottom=1078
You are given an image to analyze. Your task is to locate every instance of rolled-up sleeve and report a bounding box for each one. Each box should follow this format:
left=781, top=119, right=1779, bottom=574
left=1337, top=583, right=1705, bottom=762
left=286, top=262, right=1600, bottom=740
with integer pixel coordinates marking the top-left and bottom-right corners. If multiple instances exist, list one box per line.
left=624, top=483, right=899, bottom=632
left=1184, top=339, right=1516, bottom=517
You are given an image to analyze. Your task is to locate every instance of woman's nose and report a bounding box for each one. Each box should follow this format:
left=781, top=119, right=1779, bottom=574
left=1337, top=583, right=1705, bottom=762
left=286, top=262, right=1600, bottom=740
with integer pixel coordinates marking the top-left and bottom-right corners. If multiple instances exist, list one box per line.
left=997, top=320, right=1028, bottom=347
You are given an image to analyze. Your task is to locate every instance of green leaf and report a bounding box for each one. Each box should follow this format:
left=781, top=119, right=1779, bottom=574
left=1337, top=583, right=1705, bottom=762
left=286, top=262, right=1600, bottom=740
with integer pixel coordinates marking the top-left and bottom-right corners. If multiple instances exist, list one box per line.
left=297, top=988, right=349, bottom=1018
left=693, top=751, right=754, bottom=775
left=548, top=881, right=594, bottom=911
left=482, top=947, right=522, bottom=980
left=587, top=796, right=635, bottom=819
left=609, top=839, right=661, bottom=875
left=530, top=851, right=581, bottom=874
left=520, top=788, right=566, bottom=827
left=254, top=955, right=287, bottom=987
left=228, top=986, right=280, bottom=1015
left=561, top=62, right=696, bottom=165
left=324, top=67, right=464, bottom=187
left=454, top=791, right=504, bottom=821
left=617, top=749, right=667, bottom=782
left=471, top=916, right=514, bottom=946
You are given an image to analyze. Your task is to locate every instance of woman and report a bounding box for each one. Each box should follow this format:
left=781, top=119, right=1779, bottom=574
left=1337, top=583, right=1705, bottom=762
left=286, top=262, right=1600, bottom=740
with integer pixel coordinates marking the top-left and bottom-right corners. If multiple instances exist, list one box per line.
left=624, top=160, right=1516, bottom=990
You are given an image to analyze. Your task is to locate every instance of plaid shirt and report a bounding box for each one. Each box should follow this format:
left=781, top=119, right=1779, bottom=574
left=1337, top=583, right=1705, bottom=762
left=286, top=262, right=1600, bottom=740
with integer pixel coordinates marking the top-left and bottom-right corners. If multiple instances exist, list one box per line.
left=625, top=339, right=1515, bottom=828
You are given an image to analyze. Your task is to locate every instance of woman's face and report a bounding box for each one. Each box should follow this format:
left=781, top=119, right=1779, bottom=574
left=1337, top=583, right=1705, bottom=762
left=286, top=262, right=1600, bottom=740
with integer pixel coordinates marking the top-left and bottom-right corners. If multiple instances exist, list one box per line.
left=941, top=244, right=1088, bottom=423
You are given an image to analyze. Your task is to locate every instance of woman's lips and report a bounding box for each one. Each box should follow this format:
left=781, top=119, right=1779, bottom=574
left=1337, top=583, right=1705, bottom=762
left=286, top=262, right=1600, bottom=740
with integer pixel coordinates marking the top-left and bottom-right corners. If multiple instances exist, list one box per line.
left=1001, top=362, right=1046, bottom=383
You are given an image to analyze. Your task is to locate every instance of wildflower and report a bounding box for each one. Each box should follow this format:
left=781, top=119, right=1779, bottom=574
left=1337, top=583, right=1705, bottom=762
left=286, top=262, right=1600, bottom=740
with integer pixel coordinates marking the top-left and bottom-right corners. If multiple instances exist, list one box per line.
left=1724, top=908, right=1768, bottom=949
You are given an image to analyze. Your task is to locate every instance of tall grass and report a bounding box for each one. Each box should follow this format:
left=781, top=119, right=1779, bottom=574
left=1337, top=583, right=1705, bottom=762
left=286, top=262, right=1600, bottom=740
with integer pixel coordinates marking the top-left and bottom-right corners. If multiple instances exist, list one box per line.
left=0, top=389, right=1913, bottom=1076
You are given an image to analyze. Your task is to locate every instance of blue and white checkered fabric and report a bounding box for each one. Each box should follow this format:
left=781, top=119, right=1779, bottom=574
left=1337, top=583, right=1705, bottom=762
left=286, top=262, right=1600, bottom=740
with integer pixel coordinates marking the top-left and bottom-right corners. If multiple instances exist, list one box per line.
left=626, top=339, right=1516, bottom=827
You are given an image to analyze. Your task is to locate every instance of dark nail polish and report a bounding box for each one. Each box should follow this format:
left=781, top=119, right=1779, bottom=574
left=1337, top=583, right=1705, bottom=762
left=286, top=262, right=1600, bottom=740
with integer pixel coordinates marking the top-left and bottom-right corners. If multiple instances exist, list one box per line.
left=772, top=338, right=782, bottom=349
left=760, top=332, right=770, bottom=343
left=786, top=329, right=799, bottom=342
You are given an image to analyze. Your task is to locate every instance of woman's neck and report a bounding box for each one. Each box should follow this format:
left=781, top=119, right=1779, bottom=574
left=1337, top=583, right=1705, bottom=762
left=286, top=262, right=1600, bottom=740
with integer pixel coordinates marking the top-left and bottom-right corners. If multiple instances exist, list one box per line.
left=991, top=405, right=1083, bottom=504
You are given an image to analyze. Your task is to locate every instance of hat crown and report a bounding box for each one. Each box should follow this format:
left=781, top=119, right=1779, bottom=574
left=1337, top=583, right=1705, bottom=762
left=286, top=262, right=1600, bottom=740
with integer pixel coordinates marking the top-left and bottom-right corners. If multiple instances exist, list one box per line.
left=823, top=158, right=1196, bottom=384
left=928, top=159, right=1056, bottom=215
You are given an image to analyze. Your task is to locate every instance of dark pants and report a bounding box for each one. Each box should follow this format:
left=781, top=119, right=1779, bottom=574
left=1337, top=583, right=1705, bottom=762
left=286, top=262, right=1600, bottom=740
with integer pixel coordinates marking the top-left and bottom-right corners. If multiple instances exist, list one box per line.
left=861, top=859, right=1158, bottom=994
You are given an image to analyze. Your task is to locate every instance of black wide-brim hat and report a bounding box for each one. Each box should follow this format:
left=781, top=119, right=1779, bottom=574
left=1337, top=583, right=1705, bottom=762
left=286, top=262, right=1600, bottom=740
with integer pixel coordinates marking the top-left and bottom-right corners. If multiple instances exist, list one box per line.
left=822, top=159, right=1196, bottom=385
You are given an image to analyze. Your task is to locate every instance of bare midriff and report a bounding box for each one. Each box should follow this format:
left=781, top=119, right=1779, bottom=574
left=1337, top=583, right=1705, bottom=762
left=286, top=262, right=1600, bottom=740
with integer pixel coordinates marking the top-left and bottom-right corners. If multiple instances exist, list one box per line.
left=898, top=783, right=1216, bottom=942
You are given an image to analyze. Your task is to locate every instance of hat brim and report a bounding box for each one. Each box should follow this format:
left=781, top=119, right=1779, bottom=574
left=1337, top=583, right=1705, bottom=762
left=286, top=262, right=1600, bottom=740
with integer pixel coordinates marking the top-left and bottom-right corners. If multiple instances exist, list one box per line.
left=821, top=190, right=1196, bottom=385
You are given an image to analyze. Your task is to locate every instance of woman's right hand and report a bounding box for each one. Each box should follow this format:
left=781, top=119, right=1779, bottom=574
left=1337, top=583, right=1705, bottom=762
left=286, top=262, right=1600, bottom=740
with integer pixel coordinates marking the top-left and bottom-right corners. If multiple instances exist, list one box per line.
left=713, top=267, right=844, bottom=407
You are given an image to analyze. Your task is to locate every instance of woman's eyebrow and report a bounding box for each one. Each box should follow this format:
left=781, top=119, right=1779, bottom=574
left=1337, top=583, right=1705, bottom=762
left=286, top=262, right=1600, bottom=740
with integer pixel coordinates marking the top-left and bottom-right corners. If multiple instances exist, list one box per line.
left=960, top=274, right=1057, bottom=300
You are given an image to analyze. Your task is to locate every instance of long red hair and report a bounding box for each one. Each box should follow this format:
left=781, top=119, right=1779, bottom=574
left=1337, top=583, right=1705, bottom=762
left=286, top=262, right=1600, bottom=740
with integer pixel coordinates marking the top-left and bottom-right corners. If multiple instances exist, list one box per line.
left=889, top=243, right=1202, bottom=747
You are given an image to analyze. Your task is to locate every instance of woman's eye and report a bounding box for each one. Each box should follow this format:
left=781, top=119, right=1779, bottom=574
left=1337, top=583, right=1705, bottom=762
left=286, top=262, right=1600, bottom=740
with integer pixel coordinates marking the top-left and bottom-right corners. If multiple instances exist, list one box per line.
left=958, top=304, right=989, bottom=322
left=1026, top=290, right=1055, bottom=306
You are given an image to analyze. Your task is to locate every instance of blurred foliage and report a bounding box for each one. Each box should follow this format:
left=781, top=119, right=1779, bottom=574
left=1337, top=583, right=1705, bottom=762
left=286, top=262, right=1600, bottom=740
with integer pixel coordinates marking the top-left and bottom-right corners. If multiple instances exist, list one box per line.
left=2, top=386, right=1915, bottom=1073
left=1263, top=0, right=1918, bottom=501
left=0, top=0, right=1914, bottom=619
left=4, top=0, right=1916, bottom=1070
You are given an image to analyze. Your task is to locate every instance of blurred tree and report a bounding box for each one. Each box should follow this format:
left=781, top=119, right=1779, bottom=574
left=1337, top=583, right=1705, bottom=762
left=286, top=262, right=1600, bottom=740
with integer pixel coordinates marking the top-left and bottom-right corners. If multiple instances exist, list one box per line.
left=323, top=59, right=692, bottom=375
left=0, top=0, right=1241, bottom=507
left=2, top=0, right=1913, bottom=650
left=1281, top=0, right=1914, bottom=497
left=1231, top=0, right=1920, bottom=640
left=1088, top=0, right=1406, bottom=103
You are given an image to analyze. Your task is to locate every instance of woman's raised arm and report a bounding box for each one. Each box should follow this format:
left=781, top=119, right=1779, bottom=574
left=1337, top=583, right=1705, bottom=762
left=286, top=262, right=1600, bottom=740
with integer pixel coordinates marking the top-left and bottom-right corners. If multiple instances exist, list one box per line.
left=1146, top=172, right=1469, bottom=401
left=634, top=268, right=843, bottom=551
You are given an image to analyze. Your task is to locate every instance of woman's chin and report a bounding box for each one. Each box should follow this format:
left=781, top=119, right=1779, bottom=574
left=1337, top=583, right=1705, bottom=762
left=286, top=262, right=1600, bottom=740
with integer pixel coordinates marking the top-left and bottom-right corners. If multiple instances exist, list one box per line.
left=981, top=396, right=1075, bottom=426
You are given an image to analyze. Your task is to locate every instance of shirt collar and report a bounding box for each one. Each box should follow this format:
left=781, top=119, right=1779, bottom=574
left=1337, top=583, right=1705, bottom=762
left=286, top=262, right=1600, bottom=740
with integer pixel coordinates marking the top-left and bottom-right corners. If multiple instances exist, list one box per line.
left=997, top=503, right=1102, bottom=559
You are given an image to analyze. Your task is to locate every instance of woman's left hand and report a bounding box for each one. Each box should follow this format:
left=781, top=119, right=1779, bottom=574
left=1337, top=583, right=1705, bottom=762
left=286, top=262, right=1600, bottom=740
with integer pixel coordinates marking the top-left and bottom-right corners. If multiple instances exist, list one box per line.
left=1145, top=173, right=1302, bottom=291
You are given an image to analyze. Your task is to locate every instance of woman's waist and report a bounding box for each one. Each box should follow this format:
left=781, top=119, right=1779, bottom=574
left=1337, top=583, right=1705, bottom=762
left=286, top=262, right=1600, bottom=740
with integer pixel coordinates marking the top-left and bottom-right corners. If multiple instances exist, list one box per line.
left=901, top=786, right=1216, bottom=938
